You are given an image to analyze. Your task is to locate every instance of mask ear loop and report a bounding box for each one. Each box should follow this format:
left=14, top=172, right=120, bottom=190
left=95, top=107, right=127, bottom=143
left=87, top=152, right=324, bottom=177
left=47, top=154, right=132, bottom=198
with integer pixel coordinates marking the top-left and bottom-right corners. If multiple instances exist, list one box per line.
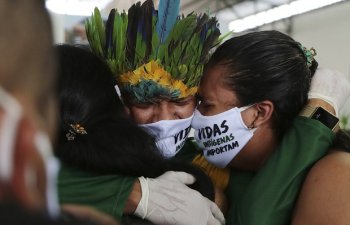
left=239, top=104, right=258, bottom=132
left=0, top=87, right=22, bottom=181
left=115, top=84, right=125, bottom=103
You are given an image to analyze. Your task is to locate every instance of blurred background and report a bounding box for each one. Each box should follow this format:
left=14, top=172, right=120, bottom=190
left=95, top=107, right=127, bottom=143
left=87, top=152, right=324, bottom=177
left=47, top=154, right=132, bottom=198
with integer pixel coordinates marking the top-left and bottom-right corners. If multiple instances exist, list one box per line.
left=46, top=0, right=350, bottom=128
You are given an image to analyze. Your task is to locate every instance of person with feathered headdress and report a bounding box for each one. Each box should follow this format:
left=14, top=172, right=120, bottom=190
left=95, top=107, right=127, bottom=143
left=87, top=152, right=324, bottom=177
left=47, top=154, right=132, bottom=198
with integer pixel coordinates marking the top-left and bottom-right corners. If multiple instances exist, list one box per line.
left=55, top=44, right=225, bottom=225
left=58, top=1, right=228, bottom=224
left=86, top=0, right=231, bottom=198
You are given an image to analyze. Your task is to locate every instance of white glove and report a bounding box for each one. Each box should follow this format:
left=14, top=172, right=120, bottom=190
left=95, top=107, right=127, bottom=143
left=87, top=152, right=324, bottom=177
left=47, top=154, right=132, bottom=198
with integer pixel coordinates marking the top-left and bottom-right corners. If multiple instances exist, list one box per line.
left=134, top=171, right=225, bottom=225
left=309, top=68, right=350, bottom=116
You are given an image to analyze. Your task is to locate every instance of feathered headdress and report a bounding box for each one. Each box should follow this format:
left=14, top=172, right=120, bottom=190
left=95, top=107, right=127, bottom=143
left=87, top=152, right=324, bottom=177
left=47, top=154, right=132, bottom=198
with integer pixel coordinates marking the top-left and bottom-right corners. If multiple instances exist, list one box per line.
left=86, top=0, right=222, bottom=103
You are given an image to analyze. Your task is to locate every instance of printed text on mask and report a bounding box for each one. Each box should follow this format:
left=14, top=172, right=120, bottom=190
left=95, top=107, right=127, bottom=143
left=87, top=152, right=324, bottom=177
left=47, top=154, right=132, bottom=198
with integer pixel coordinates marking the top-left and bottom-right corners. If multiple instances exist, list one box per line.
left=197, top=120, right=239, bottom=156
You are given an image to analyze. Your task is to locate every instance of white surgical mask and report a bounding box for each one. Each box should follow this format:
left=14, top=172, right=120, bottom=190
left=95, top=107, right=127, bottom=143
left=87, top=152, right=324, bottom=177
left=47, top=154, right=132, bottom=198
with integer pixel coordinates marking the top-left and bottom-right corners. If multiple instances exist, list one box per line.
left=140, top=115, right=193, bottom=158
left=0, top=86, right=22, bottom=181
left=34, top=132, right=61, bottom=218
left=191, top=106, right=256, bottom=168
left=0, top=86, right=60, bottom=218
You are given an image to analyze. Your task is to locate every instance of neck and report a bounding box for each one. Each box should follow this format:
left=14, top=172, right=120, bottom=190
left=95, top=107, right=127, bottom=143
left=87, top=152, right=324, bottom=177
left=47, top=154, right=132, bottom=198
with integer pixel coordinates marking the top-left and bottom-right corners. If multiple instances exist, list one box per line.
left=229, top=126, right=279, bottom=171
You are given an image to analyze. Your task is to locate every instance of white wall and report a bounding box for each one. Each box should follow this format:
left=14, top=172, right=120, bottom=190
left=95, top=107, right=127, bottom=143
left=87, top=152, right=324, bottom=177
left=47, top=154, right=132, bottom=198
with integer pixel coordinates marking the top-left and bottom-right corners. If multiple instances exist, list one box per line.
left=225, top=1, right=350, bottom=126
left=292, top=1, right=350, bottom=125
left=292, top=1, right=350, bottom=78
left=50, top=12, right=65, bottom=44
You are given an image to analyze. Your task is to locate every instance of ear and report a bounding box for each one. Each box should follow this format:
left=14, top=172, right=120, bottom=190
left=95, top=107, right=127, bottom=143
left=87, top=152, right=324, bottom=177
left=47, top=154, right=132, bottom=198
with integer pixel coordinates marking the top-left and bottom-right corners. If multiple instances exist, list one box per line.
left=253, top=100, right=274, bottom=127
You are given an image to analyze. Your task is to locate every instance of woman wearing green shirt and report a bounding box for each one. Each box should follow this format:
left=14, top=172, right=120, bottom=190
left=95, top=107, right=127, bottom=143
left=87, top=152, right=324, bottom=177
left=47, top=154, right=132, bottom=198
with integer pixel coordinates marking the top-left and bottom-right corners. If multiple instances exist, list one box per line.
left=191, top=30, right=350, bottom=225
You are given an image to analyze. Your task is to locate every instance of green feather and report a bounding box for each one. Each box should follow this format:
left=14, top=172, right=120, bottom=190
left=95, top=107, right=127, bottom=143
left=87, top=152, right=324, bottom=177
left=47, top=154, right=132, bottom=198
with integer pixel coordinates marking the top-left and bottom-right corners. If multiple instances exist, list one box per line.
left=150, top=14, right=160, bottom=60
left=114, top=11, right=128, bottom=74
left=86, top=8, right=105, bottom=59
left=94, top=8, right=105, bottom=53
left=86, top=5, right=225, bottom=103
left=135, top=31, right=146, bottom=66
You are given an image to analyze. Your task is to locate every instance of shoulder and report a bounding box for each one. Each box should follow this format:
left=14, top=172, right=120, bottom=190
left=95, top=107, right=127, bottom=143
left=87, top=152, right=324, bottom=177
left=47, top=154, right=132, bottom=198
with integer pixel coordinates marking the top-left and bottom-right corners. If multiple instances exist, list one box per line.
left=307, top=150, right=350, bottom=179
left=292, top=150, right=350, bottom=225
left=301, top=150, right=350, bottom=195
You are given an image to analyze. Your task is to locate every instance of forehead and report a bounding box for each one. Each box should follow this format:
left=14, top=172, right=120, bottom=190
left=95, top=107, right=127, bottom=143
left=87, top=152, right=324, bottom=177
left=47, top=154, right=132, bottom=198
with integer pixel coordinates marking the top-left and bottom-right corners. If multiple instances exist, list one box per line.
left=199, top=65, right=240, bottom=105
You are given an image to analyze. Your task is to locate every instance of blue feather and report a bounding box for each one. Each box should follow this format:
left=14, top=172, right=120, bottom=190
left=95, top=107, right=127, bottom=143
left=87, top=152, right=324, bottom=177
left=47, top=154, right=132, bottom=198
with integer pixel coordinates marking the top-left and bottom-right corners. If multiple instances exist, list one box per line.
left=156, top=0, right=180, bottom=43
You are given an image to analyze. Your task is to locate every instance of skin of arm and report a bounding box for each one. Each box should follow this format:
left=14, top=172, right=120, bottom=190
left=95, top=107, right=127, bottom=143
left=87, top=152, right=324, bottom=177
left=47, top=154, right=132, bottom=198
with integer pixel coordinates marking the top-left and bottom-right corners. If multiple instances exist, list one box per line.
left=307, top=99, right=336, bottom=115
left=61, top=204, right=121, bottom=225
left=123, top=180, right=142, bottom=214
left=291, top=150, right=350, bottom=225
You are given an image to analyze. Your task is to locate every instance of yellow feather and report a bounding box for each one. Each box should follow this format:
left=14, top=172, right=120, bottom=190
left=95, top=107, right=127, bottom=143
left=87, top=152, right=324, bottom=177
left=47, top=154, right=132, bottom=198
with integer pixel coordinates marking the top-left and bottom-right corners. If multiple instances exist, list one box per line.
left=119, top=60, right=196, bottom=98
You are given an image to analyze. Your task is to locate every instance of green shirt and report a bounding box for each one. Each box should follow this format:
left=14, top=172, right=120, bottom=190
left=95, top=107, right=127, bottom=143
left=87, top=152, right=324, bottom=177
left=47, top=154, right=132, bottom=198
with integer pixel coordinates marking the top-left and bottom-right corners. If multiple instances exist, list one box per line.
left=57, top=138, right=199, bottom=221
left=58, top=165, right=136, bottom=220
left=58, top=117, right=333, bottom=223
left=225, top=116, right=334, bottom=225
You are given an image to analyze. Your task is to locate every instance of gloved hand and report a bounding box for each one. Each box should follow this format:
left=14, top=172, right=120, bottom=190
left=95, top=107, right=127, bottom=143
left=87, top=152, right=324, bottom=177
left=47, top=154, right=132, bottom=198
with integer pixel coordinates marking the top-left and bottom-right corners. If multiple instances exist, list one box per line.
left=134, top=171, right=225, bottom=225
left=308, top=68, right=350, bottom=115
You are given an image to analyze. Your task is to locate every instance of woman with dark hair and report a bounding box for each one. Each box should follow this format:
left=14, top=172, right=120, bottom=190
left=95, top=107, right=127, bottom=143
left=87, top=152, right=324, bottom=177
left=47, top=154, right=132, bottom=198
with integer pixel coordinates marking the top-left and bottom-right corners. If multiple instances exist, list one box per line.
left=56, top=44, right=165, bottom=178
left=191, top=30, right=350, bottom=225
left=55, top=44, right=225, bottom=225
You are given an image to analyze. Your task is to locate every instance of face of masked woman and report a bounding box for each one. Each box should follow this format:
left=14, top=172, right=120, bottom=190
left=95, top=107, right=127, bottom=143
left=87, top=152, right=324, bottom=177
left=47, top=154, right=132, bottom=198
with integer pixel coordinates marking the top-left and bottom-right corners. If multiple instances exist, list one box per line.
left=192, top=65, right=260, bottom=168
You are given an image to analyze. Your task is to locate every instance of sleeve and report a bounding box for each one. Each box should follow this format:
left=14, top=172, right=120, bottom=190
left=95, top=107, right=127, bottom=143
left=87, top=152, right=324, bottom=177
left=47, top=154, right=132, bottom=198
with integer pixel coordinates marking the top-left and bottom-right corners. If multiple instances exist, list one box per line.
left=58, top=164, right=137, bottom=220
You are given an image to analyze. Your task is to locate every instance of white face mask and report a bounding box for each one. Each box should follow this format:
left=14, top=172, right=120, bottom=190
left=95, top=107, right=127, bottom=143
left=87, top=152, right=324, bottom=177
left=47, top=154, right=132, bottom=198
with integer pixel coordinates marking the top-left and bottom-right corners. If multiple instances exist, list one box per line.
left=191, top=106, right=256, bottom=168
left=140, top=115, right=193, bottom=158
left=0, top=86, right=22, bottom=181
left=34, top=132, right=61, bottom=218
left=0, top=86, right=60, bottom=218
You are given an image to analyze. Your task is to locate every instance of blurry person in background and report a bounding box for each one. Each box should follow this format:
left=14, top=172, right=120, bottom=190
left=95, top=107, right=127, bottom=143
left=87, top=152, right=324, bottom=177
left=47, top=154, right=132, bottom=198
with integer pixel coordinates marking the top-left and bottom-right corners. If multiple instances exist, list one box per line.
left=0, top=1, right=120, bottom=225
left=0, top=0, right=58, bottom=214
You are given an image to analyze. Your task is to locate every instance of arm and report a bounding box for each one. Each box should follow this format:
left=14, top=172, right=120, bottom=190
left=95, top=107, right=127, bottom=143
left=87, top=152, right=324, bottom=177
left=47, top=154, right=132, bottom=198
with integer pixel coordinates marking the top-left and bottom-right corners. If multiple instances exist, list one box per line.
left=123, top=180, right=141, bottom=214
left=61, top=204, right=122, bottom=225
left=292, top=150, right=350, bottom=225
left=58, top=164, right=137, bottom=220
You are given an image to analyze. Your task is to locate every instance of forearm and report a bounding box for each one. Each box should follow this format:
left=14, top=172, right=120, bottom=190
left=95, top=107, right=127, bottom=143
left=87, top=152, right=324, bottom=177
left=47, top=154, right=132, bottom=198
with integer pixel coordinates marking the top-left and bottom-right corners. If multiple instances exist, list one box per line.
left=299, top=99, right=339, bottom=134
left=306, top=99, right=335, bottom=115
left=123, top=180, right=141, bottom=214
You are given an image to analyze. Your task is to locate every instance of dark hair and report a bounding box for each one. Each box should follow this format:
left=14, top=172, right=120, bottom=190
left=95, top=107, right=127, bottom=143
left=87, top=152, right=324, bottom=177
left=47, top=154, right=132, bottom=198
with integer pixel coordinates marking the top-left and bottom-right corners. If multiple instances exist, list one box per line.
left=205, top=30, right=318, bottom=138
left=55, top=45, right=214, bottom=200
left=55, top=44, right=167, bottom=178
left=332, top=130, right=350, bottom=152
